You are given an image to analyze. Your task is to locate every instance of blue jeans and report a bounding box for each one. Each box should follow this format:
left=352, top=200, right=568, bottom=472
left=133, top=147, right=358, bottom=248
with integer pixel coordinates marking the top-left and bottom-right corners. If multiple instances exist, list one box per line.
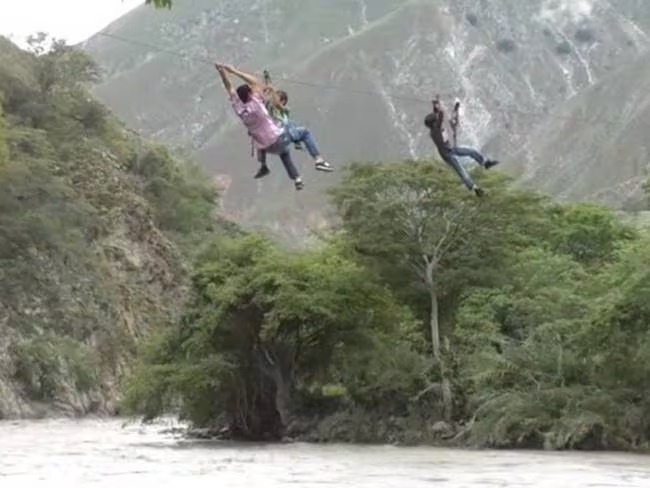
left=439, top=146, right=486, bottom=190
left=263, top=124, right=322, bottom=180
left=283, top=122, right=320, bottom=159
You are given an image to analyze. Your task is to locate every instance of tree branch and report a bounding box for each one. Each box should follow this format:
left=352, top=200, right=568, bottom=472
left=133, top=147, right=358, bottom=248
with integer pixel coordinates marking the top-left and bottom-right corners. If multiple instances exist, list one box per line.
left=410, top=382, right=442, bottom=402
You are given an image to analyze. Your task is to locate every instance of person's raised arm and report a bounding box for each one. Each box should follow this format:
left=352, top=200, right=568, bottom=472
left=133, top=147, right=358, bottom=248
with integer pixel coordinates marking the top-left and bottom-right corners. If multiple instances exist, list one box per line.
left=215, top=63, right=234, bottom=96
left=222, top=64, right=263, bottom=93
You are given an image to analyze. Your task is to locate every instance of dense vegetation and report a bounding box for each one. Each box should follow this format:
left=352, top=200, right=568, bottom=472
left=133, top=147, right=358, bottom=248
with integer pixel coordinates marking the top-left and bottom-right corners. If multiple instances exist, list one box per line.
left=126, top=157, right=650, bottom=450
left=3, top=33, right=650, bottom=451
left=0, top=34, right=221, bottom=417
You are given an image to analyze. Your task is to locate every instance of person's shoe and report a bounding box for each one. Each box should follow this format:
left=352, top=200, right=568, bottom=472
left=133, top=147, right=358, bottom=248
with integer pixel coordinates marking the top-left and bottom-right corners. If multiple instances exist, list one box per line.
left=474, top=186, right=485, bottom=197
left=315, top=160, right=334, bottom=172
left=485, top=159, right=500, bottom=169
left=254, top=165, right=270, bottom=179
left=294, top=179, right=304, bottom=191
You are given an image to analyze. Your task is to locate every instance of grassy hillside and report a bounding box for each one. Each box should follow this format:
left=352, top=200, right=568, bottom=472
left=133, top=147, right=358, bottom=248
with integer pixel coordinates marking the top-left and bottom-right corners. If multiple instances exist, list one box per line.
left=0, top=35, right=227, bottom=418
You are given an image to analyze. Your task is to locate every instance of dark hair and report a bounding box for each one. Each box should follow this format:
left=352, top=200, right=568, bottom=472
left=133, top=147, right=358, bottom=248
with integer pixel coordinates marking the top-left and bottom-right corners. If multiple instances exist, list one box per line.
left=236, top=84, right=252, bottom=103
left=277, top=90, right=288, bottom=104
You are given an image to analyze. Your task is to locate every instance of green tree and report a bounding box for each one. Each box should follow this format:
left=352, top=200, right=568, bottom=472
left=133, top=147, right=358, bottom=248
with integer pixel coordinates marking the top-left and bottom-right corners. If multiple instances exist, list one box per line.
left=581, top=237, right=650, bottom=446
left=454, top=248, right=595, bottom=448
left=330, top=160, right=549, bottom=420
left=550, top=202, right=635, bottom=266
left=456, top=235, right=650, bottom=450
left=20, top=34, right=105, bottom=135
left=124, top=234, right=420, bottom=438
left=127, top=143, right=219, bottom=250
left=26, top=34, right=99, bottom=95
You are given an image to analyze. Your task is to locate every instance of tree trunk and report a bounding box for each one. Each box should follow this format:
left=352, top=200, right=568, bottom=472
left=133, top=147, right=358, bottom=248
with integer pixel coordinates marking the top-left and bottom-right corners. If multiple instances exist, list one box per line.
left=429, top=285, right=441, bottom=363
left=424, top=259, right=441, bottom=362
left=440, top=375, right=452, bottom=423
left=424, top=258, right=452, bottom=422
left=271, top=366, right=291, bottom=428
left=258, top=346, right=292, bottom=432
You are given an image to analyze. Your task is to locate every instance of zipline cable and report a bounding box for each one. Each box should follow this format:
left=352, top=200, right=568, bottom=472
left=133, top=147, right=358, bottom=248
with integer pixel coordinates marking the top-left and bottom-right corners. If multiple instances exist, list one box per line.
left=94, top=30, right=622, bottom=129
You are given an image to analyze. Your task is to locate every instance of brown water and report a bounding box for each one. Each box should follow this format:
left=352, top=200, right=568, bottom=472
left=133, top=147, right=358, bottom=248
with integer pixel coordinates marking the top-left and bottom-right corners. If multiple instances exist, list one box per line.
left=1, top=418, right=649, bottom=487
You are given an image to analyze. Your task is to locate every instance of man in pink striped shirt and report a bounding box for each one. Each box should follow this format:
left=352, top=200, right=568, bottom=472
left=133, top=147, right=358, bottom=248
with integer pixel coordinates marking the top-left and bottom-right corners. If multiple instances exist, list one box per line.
left=215, top=63, right=333, bottom=190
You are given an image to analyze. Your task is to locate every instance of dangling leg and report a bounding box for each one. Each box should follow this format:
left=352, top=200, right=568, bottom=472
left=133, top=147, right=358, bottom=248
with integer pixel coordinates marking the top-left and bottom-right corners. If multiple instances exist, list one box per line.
left=450, top=146, right=499, bottom=169
left=440, top=150, right=484, bottom=197
left=286, top=123, right=334, bottom=172
left=255, top=148, right=270, bottom=179
left=265, top=132, right=302, bottom=188
left=278, top=150, right=304, bottom=190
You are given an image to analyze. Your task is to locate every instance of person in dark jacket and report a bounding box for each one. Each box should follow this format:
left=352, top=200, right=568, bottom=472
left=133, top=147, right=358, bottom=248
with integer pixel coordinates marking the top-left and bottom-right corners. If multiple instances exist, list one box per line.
left=424, top=97, right=499, bottom=197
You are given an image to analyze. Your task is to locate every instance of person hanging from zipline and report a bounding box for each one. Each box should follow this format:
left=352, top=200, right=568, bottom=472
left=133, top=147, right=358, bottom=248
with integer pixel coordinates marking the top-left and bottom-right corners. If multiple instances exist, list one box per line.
left=261, top=70, right=303, bottom=151
left=424, top=95, right=499, bottom=197
left=256, top=88, right=306, bottom=177
left=215, top=63, right=333, bottom=190
left=267, top=89, right=304, bottom=151
left=255, top=71, right=304, bottom=174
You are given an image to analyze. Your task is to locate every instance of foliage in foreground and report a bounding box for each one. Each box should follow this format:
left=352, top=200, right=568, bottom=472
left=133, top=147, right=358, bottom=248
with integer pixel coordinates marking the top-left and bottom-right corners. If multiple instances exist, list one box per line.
left=124, top=234, right=429, bottom=438
left=127, top=159, right=650, bottom=450
left=456, top=239, right=650, bottom=450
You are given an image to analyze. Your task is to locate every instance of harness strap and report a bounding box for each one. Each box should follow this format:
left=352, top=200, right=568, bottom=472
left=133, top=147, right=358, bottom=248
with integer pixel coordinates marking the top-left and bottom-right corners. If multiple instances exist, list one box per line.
left=450, top=98, right=460, bottom=147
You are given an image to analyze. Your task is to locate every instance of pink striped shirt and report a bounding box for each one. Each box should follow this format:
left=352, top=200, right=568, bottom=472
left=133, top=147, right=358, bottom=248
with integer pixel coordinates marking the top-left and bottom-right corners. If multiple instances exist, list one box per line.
left=230, top=91, right=283, bottom=150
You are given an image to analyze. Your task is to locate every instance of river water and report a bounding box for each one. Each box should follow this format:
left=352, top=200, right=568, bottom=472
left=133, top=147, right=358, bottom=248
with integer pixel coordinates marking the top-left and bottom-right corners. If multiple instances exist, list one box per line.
left=1, top=418, right=649, bottom=487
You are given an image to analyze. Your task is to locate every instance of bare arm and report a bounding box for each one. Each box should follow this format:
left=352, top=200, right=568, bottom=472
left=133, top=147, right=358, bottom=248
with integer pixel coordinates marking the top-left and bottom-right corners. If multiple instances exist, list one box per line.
left=215, top=64, right=234, bottom=95
left=222, top=64, right=263, bottom=93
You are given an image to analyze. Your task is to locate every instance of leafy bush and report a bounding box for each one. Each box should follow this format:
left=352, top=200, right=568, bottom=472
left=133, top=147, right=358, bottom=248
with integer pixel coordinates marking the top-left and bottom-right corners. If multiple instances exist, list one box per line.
left=130, top=145, right=218, bottom=243
left=13, top=335, right=99, bottom=400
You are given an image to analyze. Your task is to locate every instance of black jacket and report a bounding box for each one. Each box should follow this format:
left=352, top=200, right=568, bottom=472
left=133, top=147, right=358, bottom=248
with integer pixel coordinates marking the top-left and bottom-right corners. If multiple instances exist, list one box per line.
left=424, top=109, right=450, bottom=152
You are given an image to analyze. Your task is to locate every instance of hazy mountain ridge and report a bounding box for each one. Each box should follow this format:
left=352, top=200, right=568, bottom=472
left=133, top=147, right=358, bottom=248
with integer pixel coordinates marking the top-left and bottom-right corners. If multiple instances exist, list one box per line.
left=516, top=48, right=650, bottom=206
left=84, top=0, right=650, bottom=234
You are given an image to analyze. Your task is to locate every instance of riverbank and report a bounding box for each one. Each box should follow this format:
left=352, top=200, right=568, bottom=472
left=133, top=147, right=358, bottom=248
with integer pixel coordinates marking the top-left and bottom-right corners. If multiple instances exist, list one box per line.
left=185, top=412, right=455, bottom=447
left=3, top=417, right=650, bottom=487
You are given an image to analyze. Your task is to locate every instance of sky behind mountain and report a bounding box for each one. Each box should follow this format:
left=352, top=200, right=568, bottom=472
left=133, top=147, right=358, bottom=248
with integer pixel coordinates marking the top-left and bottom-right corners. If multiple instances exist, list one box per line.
left=0, top=0, right=142, bottom=47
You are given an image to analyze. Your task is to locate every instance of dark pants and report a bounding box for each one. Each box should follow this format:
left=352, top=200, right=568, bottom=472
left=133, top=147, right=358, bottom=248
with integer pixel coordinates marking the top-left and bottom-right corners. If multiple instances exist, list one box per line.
left=259, top=124, right=322, bottom=181
left=438, top=146, right=486, bottom=190
left=257, top=147, right=299, bottom=180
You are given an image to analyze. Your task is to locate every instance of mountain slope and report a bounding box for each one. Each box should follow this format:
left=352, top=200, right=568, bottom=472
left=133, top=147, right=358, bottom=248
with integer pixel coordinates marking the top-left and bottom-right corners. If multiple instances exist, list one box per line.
left=84, top=0, right=650, bottom=234
left=0, top=36, right=221, bottom=418
left=516, top=49, right=650, bottom=207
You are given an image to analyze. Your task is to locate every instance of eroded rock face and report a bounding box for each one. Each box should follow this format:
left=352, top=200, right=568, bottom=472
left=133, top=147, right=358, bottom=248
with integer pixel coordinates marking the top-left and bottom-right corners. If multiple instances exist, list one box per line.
left=0, top=153, right=188, bottom=418
left=0, top=37, right=191, bottom=418
left=84, top=0, right=650, bottom=235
